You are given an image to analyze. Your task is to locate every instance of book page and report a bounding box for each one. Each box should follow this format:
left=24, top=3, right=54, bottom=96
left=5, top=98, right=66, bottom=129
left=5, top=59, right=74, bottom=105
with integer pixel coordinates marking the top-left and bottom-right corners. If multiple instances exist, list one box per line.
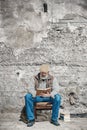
left=36, top=87, right=51, bottom=96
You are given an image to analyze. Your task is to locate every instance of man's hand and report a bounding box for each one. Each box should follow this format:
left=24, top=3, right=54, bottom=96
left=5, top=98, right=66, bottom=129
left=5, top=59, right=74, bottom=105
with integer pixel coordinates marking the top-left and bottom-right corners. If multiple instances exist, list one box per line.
left=39, top=92, right=51, bottom=97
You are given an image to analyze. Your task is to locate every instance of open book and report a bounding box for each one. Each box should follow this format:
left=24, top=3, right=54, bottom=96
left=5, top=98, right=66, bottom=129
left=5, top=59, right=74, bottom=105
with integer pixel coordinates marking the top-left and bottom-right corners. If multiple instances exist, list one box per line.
left=36, top=87, right=51, bottom=96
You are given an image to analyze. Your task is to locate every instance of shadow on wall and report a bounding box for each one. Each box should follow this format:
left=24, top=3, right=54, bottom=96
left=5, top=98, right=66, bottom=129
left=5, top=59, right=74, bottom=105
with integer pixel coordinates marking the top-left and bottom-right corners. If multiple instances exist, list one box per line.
left=79, top=0, right=87, bottom=10
left=20, top=106, right=28, bottom=124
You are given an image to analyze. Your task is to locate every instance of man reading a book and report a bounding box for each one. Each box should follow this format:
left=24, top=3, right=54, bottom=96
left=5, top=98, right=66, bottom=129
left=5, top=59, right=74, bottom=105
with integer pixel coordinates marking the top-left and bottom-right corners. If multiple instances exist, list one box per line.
left=25, top=64, right=61, bottom=127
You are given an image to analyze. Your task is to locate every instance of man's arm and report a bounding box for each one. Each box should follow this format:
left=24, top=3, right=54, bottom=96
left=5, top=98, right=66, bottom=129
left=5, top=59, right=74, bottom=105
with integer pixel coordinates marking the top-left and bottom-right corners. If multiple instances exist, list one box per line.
left=40, top=78, right=60, bottom=98
left=50, top=77, right=60, bottom=98
left=28, top=76, right=36, bottom=97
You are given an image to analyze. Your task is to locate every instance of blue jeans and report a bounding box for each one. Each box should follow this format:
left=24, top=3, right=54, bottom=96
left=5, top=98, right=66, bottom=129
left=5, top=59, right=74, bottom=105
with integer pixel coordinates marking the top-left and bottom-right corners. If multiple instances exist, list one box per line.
left=25, top=93, right=61, bottom=121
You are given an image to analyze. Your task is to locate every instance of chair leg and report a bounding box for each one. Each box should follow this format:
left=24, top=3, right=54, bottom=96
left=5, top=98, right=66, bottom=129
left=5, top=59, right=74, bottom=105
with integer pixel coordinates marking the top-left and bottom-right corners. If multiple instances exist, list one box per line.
left=34, top=108, right=37, bottom=119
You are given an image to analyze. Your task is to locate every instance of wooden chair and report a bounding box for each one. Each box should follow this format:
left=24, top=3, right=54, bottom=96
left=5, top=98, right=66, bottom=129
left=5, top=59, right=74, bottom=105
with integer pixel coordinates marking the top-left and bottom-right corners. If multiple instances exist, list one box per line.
left=35, top=102, right=52, bottom=119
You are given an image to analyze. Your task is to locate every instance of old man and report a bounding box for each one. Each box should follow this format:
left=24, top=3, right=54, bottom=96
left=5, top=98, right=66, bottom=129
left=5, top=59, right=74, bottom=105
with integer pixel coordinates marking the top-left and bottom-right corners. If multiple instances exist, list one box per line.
left=25, top=64, right=61, bottom=127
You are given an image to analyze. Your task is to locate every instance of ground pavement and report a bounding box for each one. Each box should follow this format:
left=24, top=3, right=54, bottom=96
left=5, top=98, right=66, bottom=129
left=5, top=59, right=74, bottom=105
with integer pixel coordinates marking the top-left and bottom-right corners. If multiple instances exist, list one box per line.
left=0, top=113, right=87, bottom=130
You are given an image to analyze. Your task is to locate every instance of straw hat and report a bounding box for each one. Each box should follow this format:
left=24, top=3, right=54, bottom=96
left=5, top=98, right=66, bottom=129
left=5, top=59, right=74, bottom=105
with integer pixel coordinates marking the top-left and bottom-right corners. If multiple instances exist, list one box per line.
left=40, top=64, right=49, bottom=73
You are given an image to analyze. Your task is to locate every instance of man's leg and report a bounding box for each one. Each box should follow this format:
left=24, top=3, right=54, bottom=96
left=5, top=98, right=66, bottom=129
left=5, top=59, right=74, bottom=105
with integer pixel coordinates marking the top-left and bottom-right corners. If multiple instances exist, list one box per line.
left=25, top=93, right=61, bottom=126
left=51, top=94, right=61, bottom=126
left=25, top=93, right=51, bottom=127
left=25, top=93, right=35, bottom=121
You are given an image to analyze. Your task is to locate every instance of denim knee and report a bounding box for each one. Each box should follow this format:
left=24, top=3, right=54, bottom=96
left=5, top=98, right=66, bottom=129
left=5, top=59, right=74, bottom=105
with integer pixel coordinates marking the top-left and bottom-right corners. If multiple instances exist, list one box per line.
left=25, top=93, right=32, bottom=101
left=54, top=94, right=61, bottom=102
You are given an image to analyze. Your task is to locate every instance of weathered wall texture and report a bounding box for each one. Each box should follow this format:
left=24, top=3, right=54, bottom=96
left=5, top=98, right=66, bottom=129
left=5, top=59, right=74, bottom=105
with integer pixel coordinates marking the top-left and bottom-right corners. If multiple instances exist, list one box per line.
left=0, top=0, right=87, bottom=114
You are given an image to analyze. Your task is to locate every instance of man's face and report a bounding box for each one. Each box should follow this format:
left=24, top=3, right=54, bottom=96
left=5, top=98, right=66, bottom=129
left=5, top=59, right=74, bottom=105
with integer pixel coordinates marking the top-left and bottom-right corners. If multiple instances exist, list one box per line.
left=40, top=72, right=48, bottom=77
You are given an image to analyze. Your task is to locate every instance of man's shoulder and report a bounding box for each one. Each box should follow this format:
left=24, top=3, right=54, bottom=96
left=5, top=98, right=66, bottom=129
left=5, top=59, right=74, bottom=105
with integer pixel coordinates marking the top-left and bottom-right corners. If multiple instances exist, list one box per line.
left=34, top=73, right=40, bottom=80
left=48, top=74, right=54, bottom=80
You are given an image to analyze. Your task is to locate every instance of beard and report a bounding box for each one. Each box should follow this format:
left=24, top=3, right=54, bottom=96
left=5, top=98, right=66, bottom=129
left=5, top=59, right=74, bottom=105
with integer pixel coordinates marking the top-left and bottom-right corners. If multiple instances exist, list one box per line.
left=40, top=75, right=48, bottom=80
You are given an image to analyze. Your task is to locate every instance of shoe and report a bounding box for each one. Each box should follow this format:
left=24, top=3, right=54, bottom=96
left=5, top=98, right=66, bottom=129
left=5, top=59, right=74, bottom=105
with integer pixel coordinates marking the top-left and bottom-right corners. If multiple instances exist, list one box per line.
left=27, top=119, right=35, bottom=127
left=50, top=119, right=60, bottom=126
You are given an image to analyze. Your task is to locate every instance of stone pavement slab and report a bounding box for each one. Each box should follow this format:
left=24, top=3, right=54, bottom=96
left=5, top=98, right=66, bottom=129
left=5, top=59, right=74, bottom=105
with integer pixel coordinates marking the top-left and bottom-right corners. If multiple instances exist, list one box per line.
left=0, top=113, right=87, bottom=130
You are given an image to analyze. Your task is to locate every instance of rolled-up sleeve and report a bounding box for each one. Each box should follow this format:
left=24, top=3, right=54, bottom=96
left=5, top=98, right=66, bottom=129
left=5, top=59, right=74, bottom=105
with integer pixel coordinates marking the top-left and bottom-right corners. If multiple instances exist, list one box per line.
left=51, top=78, right=60, bottom=98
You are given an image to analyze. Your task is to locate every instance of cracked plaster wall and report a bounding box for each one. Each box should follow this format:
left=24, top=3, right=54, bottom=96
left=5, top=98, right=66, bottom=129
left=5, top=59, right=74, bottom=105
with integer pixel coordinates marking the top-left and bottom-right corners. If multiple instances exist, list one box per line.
left=0, top=0, right=87, bottom=114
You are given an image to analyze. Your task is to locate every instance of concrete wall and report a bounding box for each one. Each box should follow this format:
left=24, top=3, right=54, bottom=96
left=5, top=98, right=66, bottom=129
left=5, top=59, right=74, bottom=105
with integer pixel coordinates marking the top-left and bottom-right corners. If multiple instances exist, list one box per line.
left=0, top=0, right=87, bottom=114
